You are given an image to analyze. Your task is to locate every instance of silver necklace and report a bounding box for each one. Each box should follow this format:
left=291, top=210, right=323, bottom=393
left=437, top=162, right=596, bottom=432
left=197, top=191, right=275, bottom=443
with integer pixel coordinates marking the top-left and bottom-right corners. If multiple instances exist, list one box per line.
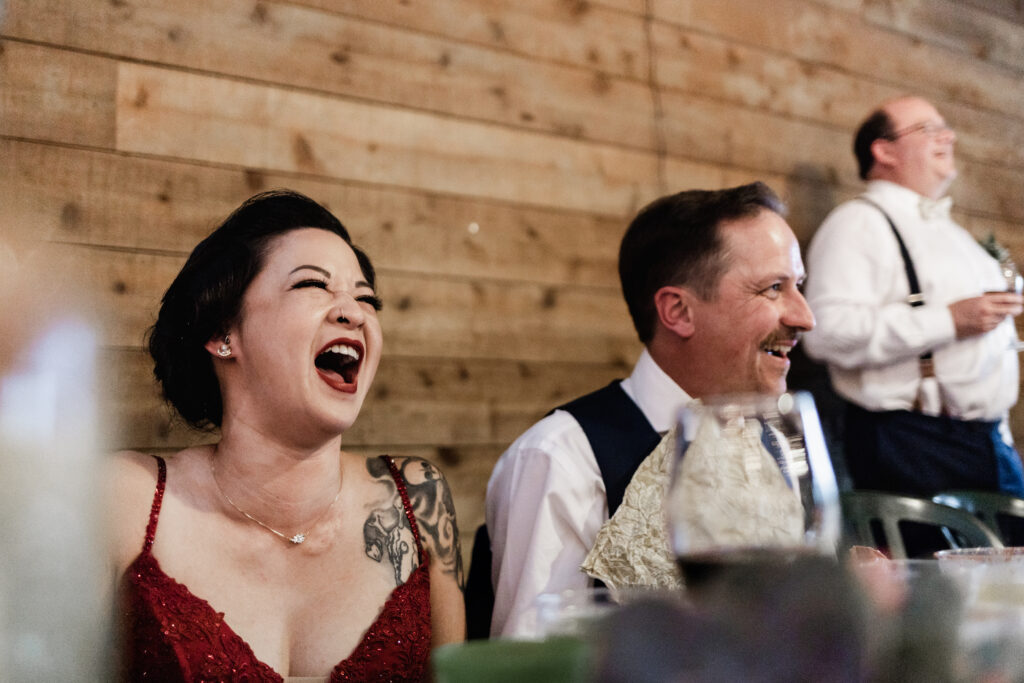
left=209, top=456, right=342, bottom=545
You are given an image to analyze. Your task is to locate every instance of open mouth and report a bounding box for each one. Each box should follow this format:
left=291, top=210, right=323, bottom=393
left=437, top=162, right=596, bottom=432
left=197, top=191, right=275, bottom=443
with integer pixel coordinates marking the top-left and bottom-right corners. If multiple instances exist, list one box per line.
left=761, top=340, right=795, bottom=359
left=314, top=339, right=363, bottom=392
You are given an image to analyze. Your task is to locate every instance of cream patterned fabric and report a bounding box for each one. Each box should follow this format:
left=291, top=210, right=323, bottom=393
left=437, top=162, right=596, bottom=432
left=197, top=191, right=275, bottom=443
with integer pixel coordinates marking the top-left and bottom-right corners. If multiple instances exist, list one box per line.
left=581, top=429, right=682, bottom=590
left=582, top=417, right=803, bottom=590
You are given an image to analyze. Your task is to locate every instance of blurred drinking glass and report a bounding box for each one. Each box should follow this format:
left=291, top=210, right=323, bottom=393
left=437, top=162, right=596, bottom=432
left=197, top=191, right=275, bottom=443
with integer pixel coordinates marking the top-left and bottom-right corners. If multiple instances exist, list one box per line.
left=666, top=391, right=841, bottom=594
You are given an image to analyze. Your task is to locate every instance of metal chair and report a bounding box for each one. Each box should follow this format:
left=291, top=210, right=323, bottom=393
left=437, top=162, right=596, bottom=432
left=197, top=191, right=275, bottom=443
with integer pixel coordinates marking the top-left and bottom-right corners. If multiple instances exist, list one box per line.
left=933, top=490, right=1024, bottom=546
left=840, top=491, right=1003, bottom=559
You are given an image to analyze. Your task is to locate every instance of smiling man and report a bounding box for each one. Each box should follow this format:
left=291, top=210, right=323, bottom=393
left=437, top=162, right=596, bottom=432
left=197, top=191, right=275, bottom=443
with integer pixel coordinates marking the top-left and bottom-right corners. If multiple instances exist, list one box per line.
left=803, top=96, right=1024, bottom=501
left=479, top=182, right=814, bottom=637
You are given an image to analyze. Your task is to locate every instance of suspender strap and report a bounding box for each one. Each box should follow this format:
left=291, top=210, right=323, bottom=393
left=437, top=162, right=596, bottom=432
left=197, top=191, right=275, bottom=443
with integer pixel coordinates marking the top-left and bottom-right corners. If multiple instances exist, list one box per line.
left=554, top=380, right=661, bottom=516
left=859, top=196, right=926, bottom=311
left=859, top=197, right=934, bottom=367
left=859, top=197, right=942, bottom=413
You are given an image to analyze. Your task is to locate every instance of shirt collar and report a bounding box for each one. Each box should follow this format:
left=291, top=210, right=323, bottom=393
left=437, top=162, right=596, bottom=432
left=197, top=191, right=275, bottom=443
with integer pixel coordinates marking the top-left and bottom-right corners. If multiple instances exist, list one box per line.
left=865, top=180, right=953, bottom=220
left=622, top=348, right=693, bottom=434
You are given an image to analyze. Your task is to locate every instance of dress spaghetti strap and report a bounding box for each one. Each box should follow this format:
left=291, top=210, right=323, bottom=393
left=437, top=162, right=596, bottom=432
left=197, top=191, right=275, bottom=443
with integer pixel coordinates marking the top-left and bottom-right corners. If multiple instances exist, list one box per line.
left=381, top=455, right=426, bottom=565
left=141, top=455, right=167, bottom=555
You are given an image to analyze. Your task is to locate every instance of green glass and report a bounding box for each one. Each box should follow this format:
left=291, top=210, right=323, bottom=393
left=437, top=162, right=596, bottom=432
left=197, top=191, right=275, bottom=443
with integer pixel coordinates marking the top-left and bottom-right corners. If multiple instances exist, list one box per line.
left=432, top=637, right=591, bottom=683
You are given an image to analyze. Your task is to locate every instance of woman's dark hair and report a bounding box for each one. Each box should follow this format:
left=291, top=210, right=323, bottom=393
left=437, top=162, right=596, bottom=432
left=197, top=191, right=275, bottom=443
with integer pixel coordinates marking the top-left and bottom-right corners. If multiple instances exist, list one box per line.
left=853, top=109, right=895, bottom=181
left=148, top=189, right=376, bottom=429
left=619, top=181, right=786, bottom=344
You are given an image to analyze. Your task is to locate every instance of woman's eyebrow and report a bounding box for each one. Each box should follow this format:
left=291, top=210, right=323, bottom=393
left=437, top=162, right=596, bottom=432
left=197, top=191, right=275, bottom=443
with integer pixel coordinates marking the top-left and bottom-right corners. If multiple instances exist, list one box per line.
left=289, top=265, right=331, bottom=277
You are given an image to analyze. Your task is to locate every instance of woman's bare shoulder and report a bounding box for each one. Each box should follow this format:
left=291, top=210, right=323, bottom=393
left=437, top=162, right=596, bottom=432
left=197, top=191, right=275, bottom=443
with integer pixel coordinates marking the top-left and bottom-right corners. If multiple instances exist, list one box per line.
left=105, top=450, right=168, bottom=572
left=381, top=455, right=464, bottom=588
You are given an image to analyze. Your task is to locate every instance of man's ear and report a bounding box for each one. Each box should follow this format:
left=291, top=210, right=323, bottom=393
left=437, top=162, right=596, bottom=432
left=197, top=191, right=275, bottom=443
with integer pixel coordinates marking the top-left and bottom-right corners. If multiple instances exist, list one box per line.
left=870, top=138, right=896, bottom=170
left=653, top=285, right=696, bottom=339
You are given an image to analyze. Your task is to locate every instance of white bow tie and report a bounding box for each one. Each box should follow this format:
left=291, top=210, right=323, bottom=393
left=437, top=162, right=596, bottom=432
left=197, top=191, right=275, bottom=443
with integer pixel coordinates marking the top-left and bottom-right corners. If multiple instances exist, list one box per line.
left=919, top=196, right=953, bottom=220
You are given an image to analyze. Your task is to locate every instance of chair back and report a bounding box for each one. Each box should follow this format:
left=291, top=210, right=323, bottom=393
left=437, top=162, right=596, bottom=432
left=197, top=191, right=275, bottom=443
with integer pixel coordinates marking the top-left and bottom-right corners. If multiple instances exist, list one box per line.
left=841, top=491, right=1003, bottom=559
left=933, top=490, right=1024, bottom=546
left=464, top=524, right=494, bottom=640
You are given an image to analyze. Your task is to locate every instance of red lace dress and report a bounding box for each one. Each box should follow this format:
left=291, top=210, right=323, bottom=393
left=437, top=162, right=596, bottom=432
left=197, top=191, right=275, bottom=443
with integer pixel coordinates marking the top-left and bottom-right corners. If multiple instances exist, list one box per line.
left=119, top=455, right=431, bottom=682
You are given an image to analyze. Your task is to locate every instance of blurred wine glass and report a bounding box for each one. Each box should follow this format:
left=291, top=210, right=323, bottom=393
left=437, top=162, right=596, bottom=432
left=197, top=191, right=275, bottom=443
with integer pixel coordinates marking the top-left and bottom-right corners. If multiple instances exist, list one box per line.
left=992, top=255, right=1024, bottom=351
left=992, top=252, right=1024, bottom=296
left=666, top=391, right=841, bottom=594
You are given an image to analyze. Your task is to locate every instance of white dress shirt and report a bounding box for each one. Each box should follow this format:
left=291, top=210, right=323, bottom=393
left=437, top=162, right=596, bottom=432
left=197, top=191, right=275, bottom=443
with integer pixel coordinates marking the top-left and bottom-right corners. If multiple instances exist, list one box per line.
left=803, top=180, right=1018, bottom=420
left=485, top=349, right=691, bottom=638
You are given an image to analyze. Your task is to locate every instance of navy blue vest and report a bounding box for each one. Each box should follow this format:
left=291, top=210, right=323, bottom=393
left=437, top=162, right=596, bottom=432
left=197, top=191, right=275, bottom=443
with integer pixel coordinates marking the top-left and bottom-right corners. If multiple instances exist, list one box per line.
left=464, top=380, right=661, bottom=639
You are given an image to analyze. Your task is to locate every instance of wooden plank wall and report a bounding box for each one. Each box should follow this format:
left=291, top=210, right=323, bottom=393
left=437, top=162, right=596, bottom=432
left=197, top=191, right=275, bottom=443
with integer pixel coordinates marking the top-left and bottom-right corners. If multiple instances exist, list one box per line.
left=3, top=0, right=1024, bottom=563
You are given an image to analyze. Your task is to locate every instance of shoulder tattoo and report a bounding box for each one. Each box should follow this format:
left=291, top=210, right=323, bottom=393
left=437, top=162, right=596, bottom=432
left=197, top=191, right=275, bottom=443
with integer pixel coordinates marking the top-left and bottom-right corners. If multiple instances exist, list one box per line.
left=363, top=456, right=417, bottom=586
left=366, top=455, right=464, bottom=591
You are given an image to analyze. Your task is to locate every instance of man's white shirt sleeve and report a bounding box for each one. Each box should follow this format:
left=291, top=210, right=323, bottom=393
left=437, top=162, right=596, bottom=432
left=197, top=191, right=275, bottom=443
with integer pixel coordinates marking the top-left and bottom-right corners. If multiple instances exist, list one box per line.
left=485, top=411, right=606, bottom=638
left=803, top=180, right=1018, bottom=419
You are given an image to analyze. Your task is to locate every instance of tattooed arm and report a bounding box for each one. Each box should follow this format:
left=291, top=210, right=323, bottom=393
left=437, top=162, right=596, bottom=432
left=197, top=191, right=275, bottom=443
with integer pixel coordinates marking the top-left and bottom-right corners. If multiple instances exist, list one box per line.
left=378, top=455, right=466, bottom=645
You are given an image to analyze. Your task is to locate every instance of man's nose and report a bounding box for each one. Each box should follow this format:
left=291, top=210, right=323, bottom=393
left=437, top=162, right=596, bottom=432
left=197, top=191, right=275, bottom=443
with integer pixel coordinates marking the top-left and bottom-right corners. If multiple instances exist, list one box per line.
left=785, top=291, right=815, bottom=332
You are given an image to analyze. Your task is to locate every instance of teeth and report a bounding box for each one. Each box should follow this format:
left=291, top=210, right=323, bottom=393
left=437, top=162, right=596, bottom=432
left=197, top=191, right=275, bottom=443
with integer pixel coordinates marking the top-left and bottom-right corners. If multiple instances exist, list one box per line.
left=322, top=344, right=361, bottom=360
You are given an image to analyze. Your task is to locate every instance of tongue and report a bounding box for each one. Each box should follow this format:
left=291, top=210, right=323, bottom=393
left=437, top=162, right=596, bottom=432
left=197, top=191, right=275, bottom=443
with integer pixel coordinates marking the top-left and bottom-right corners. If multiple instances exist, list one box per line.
left=316, top=354, right=357, bottom=383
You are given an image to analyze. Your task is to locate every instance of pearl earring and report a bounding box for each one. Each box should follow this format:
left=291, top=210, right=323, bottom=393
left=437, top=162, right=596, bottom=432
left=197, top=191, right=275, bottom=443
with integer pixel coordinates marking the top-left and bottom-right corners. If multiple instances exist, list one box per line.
left=217, top=335, right=231, bottom=358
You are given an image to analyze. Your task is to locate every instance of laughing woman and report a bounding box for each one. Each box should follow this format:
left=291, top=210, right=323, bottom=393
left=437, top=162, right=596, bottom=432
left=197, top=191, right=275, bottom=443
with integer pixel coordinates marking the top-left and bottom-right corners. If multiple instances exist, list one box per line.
left=110, top=190, right=464, bottom=682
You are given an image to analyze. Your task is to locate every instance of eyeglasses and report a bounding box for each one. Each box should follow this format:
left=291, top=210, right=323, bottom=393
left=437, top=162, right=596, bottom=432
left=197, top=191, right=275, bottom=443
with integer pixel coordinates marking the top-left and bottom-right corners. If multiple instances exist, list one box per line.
left=885, top=121, right=954, bottom=140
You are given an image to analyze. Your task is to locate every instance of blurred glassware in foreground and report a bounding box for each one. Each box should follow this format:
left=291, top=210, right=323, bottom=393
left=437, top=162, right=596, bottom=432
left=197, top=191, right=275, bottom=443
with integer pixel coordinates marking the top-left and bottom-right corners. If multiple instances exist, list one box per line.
left=0, top=235, right=109, bottom=681
left=666, top=391, right=841, bottom=593
left=0, top=321, right=109, bottom=681
left=534, top=586, right=684, bottom=640
left=934, top=547, right=1024, bottom=680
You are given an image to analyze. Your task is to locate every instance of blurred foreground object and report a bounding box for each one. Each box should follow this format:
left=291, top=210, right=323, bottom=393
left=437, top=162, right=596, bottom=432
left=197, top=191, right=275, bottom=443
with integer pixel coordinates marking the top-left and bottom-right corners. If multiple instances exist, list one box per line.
left=668, top=392, right=841, bottom=593
left=593, top=557, right=869, bottom=683
left=0, top=237, right=109, bottom=679
left=433, top=637, right=591, bottom=683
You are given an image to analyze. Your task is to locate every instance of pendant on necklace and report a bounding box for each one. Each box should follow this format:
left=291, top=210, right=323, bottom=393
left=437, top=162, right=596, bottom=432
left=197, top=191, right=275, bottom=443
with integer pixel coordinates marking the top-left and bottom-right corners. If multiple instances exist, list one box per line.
left=289, top=533, right=306, bottom=544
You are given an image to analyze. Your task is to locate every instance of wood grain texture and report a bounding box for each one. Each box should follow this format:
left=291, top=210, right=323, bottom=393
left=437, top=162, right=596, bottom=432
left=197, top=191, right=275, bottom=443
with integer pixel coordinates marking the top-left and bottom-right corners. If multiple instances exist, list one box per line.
left=0, top=39, right=116, bottom=146
left=3, top=0, right=655, bottom=149
left=103, top=347, right=629, bottom=450
left=114, top=62, right=661, bottom=216
left=291, top=0, right=650, bottom=79
left=851, top=0, right=1024, bottom=75
left=650, top=0, right=1024, bottom=121
left=649, top=19, right=1024, bottom=172
left=0, top=138, right=624, bottom=287
left=72, top=245, right=638, bottom=363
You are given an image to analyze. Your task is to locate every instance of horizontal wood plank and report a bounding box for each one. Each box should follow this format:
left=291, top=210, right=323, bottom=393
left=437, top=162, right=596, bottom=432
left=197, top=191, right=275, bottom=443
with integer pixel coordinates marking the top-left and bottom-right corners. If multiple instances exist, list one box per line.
left=114, top=62, right=661, bottom=216
left=659, top=90, right=859, bottom=188
left=649, top=20, right=897, bottom=132
left=69, top=244, right=638, bottom=362
left=289, top=0, right=650, bottom=79
left=651, top=21, right=1024, bottom=175
left=4, top=0, right=655, bottom=149
left=0, top=138, right=624, bottom=287
left=858, top=0, right=1024, bottom=76
left=0, top=40, right=116, bottom=147
left=650, top=0, right=1024, bottom=124
left=102, top=347, right=629, bottom=450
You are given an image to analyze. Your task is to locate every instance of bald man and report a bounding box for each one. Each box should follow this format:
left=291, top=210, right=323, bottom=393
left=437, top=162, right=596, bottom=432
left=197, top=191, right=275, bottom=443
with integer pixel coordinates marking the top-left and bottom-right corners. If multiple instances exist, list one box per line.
left=803, top=96, right=1024, bottom=500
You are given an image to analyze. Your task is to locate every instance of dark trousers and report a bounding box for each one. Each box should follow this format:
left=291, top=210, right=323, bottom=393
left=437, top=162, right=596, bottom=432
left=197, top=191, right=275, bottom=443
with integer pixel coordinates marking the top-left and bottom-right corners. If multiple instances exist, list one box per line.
left=843, top=402, right=1024, bottom=558
left=843, top=401, right=1024, bottom=498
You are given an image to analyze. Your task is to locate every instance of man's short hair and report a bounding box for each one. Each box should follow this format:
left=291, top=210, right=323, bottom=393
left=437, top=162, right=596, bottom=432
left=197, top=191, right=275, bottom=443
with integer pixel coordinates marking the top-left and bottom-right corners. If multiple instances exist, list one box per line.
left=619, top=181, right=787, bottom=344
left=853, top=109, right=895, bottom=180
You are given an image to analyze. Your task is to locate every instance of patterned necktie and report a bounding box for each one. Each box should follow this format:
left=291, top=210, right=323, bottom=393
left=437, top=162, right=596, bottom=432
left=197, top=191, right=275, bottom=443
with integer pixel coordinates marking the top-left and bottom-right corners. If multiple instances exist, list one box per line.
left=759, top=420, right=793, bottom=489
